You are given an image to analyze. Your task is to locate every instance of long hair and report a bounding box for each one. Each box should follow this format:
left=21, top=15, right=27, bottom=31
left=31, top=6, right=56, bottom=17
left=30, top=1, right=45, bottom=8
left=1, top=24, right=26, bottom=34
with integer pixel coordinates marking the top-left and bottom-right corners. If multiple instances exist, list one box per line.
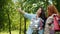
left=47, top=5, right=59, bottom=17
left=39, top=7, right=47, bottom=28
left=39, top=7, right=46, bottom=19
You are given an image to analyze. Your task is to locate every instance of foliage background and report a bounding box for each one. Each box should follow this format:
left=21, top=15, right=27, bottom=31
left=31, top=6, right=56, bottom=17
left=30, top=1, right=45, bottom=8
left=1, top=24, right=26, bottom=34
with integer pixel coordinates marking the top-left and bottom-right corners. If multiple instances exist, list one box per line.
left=0, top=0, right=60, bottom=34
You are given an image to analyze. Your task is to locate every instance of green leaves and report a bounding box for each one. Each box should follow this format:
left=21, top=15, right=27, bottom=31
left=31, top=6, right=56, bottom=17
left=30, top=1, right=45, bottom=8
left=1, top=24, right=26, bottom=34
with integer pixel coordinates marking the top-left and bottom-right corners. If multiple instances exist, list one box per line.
left=1, top=0, right=60, bottom=34
left=0, top=0, right=47, bottom=31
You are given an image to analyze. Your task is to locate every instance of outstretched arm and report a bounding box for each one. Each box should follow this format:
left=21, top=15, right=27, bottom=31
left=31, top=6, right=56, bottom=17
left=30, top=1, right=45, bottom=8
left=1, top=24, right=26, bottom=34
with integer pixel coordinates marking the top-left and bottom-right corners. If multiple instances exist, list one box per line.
left=17, top=8, right=25, bottom=14
left=17, top=8, right=33, bottom=20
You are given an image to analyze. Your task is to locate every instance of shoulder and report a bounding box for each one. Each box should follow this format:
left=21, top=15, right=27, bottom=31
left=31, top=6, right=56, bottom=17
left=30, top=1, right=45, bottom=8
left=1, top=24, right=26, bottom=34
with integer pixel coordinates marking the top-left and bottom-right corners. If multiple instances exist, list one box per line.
left=46, top=15, right=53, bottom=23
left=47, top=15, right=53, bottom=20
left=47, top=14, right=58, bottom=20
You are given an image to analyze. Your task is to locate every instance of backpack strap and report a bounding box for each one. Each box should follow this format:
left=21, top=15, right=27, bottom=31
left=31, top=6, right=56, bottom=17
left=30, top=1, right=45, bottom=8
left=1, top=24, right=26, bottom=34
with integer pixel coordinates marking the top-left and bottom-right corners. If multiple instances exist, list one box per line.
left=40, top=20, right=43, bottom=27
left=39, top=20, right=43, bottom=30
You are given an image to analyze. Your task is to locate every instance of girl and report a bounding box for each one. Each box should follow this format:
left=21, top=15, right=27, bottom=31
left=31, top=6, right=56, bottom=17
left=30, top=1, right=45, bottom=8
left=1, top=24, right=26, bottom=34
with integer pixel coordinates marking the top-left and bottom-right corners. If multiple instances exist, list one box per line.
left=17, top=7, right=46, bottom=34
left=44, top=5, right=59, bottom=34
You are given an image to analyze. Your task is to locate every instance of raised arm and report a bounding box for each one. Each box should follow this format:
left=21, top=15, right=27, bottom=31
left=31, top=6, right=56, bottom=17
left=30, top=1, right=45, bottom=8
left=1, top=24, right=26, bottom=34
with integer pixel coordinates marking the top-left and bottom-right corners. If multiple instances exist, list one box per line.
left=17, top=8, right=25, bottom=14
left=17, top=8, right=33, bottom=20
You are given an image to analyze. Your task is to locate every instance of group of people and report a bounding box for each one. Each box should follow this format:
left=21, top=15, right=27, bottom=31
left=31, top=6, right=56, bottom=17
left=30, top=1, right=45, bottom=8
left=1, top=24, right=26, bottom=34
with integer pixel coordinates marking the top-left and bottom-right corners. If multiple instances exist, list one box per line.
left=17, top=4, right=60, bottom=34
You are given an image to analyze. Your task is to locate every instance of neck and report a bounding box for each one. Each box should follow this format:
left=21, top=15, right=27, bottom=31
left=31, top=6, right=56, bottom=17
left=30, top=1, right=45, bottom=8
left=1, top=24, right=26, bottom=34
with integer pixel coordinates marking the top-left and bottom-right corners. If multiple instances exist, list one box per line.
left=36, top=14, right=40, bottom=18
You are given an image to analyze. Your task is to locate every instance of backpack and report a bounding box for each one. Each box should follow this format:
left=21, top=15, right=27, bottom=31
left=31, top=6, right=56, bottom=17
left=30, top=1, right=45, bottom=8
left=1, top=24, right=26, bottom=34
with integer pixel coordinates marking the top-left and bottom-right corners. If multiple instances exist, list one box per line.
left=53, top=15, right=60, bottom=31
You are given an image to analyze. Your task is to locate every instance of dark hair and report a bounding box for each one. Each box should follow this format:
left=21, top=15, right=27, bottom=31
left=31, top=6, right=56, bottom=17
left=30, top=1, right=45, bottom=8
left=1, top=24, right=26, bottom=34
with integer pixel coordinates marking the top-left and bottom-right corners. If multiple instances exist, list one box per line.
left=39, top=7, right=47, bottom=28
left=39, top=7, right=46, bottom=19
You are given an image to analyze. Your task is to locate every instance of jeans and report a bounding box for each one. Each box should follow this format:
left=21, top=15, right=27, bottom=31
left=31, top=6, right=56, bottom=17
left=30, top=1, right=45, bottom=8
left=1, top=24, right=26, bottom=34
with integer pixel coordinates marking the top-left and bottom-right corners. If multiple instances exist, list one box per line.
left=26, top=27, right=44, bottom=34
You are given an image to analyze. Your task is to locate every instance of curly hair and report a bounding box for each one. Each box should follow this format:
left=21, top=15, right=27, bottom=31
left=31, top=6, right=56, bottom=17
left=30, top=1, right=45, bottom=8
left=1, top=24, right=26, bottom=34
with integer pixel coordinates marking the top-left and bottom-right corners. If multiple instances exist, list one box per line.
left=47, top=5, right=59, bottom=17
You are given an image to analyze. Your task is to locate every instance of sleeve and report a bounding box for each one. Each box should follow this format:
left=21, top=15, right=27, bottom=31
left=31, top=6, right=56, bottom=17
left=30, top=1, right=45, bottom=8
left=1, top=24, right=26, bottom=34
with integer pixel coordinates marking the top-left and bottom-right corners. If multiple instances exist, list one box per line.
left=24, top=13, right=33, bottom=20
left=46, top=16, right=53, bottom=26
left=46, top=17, right=53, bottom=24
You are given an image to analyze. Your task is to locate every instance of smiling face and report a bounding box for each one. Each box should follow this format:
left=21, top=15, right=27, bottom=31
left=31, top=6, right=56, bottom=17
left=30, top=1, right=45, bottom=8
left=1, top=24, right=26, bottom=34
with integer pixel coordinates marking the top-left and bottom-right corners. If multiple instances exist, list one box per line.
left=36, top=8, right=42, bottom=17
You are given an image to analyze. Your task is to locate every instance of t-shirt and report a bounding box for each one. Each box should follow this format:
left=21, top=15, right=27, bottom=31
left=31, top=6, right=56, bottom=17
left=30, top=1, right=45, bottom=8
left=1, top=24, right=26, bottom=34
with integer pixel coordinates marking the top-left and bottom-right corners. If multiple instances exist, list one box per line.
left=24, top=13, right=44, bottom=28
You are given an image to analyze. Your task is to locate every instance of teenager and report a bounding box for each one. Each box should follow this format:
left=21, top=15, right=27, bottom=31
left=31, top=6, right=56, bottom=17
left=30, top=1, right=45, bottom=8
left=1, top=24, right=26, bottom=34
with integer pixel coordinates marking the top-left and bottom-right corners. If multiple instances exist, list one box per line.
left=17, top=7, right=46, bottom=34
left=44, top=5, right=59, bottom=34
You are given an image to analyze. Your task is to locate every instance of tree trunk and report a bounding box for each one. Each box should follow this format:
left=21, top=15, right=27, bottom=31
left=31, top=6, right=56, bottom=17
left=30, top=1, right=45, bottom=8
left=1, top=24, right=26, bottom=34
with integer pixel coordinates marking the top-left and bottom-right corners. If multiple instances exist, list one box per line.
left=7, top=11, right=11, bottom=34
left=24, top=17, right=26, bottom=34
left=19, top=14, right=21, bottom=34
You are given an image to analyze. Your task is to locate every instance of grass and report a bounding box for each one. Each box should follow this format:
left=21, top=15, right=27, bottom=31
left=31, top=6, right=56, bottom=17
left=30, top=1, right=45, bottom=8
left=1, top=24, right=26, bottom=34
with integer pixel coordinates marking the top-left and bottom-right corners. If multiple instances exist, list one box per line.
left=0, top=30, right=24, bottom=34
left=1, top=30, right=60, bottom=34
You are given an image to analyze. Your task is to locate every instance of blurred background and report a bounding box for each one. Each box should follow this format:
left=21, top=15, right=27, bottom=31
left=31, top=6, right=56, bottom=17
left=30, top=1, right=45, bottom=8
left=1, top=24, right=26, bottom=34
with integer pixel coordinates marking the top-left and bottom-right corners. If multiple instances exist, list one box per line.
left=0, top=0, right=60, bottom=34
